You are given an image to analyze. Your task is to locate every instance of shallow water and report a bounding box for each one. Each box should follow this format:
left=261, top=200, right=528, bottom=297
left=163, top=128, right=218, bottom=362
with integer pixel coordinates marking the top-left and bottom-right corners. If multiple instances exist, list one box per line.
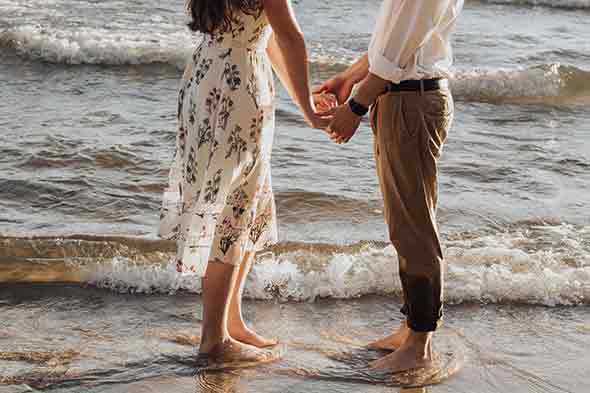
left=1, top=285, right=589, bottom=392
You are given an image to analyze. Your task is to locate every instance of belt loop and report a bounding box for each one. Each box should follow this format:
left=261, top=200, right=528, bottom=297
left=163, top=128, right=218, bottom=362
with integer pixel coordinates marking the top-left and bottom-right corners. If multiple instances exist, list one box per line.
left=419, top=80, right=425, bottom=96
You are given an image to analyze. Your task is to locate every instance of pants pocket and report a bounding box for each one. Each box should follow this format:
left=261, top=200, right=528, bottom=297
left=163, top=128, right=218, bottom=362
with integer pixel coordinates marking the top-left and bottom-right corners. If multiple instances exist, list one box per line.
left=397, top=96, right=422, bottom=144
left=424, top=91, right=454, bottom=158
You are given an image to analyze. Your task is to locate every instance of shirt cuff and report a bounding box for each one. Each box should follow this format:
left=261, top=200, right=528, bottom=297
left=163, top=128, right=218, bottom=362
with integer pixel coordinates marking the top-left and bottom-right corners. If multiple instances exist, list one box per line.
left=368, top=53, right=405, bottom=84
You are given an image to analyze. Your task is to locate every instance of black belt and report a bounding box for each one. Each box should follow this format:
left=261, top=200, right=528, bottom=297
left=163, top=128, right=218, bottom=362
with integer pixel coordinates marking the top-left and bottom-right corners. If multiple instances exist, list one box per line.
left=385, top=78, right=447, bottom=92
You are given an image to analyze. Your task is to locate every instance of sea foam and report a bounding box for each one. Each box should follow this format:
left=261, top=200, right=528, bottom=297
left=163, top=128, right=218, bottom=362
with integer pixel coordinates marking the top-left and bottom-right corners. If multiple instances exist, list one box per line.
left=75, top=224, right=590, bottom=306
left=1, top=25, right=193, bottom=68
left=2, top=25, right=589, bottom=103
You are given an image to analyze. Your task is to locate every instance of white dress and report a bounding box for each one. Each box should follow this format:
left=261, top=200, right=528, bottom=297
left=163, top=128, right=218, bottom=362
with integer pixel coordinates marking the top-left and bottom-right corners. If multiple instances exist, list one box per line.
left=159, top=6, right=277, bottom=276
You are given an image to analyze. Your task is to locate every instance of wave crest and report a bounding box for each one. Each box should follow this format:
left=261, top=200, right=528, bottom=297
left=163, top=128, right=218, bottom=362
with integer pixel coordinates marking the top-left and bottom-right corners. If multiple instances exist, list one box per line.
left=2, top=26, right=590, bottom=104
left=0, top=26, right=192, bottom=68
left=2, top=224, right=589, bottom=306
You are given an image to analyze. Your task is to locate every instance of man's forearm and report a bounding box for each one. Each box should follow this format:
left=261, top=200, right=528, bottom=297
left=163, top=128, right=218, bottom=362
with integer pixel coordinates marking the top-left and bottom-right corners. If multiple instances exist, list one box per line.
left=345, top=54, right=388, bottom=108
left=343, top=53, right=370, bottom=84
left=352, top=72, right=389, bottom=108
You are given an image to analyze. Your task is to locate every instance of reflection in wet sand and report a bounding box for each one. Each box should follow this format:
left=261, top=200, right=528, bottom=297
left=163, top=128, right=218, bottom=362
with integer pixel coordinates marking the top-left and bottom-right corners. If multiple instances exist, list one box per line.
left=400, top=388, right=428, bottom=393
left=195, top=370, right=240, bottom=393
left=284, top=327, right=465, bottom=387
left=157, top=332, right=201, bottom=347
left=1, top=286, right=588, bottom=392
left=0, top=350, right=78, bottom=365
left=193, top=343, right=285, bottom=373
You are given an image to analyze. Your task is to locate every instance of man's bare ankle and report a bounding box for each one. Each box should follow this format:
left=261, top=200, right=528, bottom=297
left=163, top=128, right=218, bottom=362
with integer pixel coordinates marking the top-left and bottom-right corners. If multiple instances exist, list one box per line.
left=403, top=331, right=434, bottom=358
left=407, top=330, right=432, bottom=342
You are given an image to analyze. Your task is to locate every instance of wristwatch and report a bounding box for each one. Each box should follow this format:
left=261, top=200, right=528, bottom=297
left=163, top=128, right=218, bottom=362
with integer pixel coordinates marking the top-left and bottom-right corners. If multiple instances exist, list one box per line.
left=348, top=98, right=369, bottom=117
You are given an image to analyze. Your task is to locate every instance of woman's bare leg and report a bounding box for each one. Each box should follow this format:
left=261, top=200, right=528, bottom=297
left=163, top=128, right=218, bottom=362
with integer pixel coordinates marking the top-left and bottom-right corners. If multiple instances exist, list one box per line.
left=227, top=252, right=278, bottom=348
left=199, top=260, right=273, bottom=363
left=199, top=261, right=237, bottom=353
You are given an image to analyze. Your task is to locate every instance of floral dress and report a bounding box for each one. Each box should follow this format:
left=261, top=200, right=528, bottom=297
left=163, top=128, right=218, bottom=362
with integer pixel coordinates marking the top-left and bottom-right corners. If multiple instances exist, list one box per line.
left=158, top=5, right=277, bottom=276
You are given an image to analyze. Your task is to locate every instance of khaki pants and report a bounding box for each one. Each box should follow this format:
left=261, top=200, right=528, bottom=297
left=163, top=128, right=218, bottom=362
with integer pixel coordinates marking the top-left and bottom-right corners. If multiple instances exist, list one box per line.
left=370, top=88, right=454, bottom=332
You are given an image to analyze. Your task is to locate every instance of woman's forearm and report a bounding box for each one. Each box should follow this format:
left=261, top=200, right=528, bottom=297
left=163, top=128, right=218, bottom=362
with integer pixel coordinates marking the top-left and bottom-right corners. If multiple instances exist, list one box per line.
left=267, top=32, right=314, bottom=118
left=262, top=0, right=331, bottom=129
left=266, top=34, right=296, bottom=103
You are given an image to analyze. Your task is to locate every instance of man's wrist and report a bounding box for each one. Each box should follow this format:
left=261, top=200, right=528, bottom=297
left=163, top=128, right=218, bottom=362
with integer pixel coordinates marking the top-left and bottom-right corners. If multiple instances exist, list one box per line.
left=348, top=98, right=369, bottom=117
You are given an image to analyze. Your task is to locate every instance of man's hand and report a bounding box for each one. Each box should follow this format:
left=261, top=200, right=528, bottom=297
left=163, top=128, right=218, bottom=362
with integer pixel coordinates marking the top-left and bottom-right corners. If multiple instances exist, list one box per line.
left=325, top=103, right=362, bottom=144
left=313, top=74, right=356, bottom=105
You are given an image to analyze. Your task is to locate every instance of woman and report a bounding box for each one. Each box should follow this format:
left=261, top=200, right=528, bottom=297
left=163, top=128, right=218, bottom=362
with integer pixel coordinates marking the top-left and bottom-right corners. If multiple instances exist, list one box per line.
left=159, top=0, right=332, bottom=363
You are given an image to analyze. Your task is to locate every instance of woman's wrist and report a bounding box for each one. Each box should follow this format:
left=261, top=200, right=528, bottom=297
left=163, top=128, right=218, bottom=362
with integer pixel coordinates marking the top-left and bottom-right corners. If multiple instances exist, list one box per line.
left=302, top=95, right=317, bottom=115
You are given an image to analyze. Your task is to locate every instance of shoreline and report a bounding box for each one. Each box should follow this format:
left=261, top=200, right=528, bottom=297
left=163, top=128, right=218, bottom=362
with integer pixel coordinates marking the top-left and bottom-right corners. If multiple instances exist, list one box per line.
left=1, top=285, right=588, bottom=392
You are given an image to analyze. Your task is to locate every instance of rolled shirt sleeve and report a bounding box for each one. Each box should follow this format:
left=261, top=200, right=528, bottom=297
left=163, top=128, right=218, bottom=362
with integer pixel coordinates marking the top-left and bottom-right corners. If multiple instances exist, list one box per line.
left=368, top=0, right=455, bottom=83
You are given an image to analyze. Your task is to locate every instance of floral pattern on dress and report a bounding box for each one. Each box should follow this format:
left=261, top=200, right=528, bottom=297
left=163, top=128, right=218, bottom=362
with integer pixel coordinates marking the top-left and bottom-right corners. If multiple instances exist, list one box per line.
left=158, top=5, right=277, bottom=276
left=207, top=139, right=219, bottom=170
left=195, top=58, right=213, bottom=85
left=178, top=127, right=187, bottom=156
left=227, top=188, right=250, bottom=218
left=249, top=204, right=272, bottom=244
left=206, top=88, right=222, bottom=115
left=219, top=48, right=232, bottom=60
left=204, top=169, right=223, bottom=203
left=217, top=217, right=242, bottom=255
left=217, top=95, right=235, bottom=130
left=185, top=146, right=198, bottom=184
left=226, top=125, right=248, bottom=163
left=197, top=119, right=213, bottom=149
left=246, top=72, right=259, bottom=109
left=223, top=63, right=242, bottom=90
left=177, top=89, right=186, bottom=120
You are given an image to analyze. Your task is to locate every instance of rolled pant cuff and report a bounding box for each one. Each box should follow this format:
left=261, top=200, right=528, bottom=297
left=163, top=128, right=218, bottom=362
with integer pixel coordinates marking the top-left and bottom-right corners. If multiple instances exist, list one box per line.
left=400, top=305, right=443, bottom=333
left=407, top=319, right=440, bottom=333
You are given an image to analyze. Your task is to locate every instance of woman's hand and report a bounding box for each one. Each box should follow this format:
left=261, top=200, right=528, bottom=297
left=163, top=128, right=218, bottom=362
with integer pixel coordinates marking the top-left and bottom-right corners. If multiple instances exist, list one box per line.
left=303, top=95, right=334, bottom=130
left=312, top=92, right=339, bottom=113
left=304, top=112, right=332, bottom=130
left=314, top=74, right=356, bottom=104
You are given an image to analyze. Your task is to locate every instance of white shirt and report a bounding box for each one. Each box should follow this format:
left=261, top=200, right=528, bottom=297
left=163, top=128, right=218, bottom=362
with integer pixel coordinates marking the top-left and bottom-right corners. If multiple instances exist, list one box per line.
left=368, top=0, right=464, bottom=83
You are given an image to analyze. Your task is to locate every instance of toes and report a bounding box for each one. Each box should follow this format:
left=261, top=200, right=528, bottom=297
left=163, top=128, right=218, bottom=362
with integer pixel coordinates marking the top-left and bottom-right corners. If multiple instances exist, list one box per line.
left=260, top=337, right=279, bottom=347
left=231, top=329, right=278, bottom=348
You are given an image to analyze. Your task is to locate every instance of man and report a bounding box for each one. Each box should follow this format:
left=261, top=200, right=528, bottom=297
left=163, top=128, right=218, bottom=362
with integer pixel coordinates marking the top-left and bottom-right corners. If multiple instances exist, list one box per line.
left=317, top=0, right=464, bottom=372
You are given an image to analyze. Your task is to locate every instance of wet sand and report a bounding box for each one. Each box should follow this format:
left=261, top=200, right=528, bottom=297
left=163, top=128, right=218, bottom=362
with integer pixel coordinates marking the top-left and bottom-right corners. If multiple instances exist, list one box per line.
left=1, top=284, right=588, bottom=392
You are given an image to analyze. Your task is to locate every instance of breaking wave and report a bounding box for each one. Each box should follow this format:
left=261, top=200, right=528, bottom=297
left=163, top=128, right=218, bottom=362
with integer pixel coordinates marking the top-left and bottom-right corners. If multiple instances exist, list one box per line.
left=1, top=223, right=589, bottom=306
left=2, top=26, right=589, bottom=104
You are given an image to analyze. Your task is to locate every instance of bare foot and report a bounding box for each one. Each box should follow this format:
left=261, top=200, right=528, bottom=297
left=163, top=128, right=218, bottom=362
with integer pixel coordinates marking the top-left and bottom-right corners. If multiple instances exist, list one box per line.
left=367, top=320, right=410, bottom=351
left=369, top=333, right=434, bottom=373
left=199, top=338, right=277, bottom=367
left=229, top=323, right=278, bottom=348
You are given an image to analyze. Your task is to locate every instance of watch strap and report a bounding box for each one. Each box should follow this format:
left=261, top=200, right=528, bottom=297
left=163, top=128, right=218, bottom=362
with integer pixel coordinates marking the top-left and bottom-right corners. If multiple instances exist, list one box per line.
left=348, top=98, right=369, bottom=117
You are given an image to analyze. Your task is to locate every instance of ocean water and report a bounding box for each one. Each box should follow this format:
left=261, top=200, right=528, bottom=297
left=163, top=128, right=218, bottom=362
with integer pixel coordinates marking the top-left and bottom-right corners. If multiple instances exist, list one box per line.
left=1, top=0, right=590, bottom=391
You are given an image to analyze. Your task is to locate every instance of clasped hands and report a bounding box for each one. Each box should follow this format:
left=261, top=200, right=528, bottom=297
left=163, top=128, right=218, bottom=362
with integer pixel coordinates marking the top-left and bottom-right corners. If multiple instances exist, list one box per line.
left=308, top=76, right=363, bottom=144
